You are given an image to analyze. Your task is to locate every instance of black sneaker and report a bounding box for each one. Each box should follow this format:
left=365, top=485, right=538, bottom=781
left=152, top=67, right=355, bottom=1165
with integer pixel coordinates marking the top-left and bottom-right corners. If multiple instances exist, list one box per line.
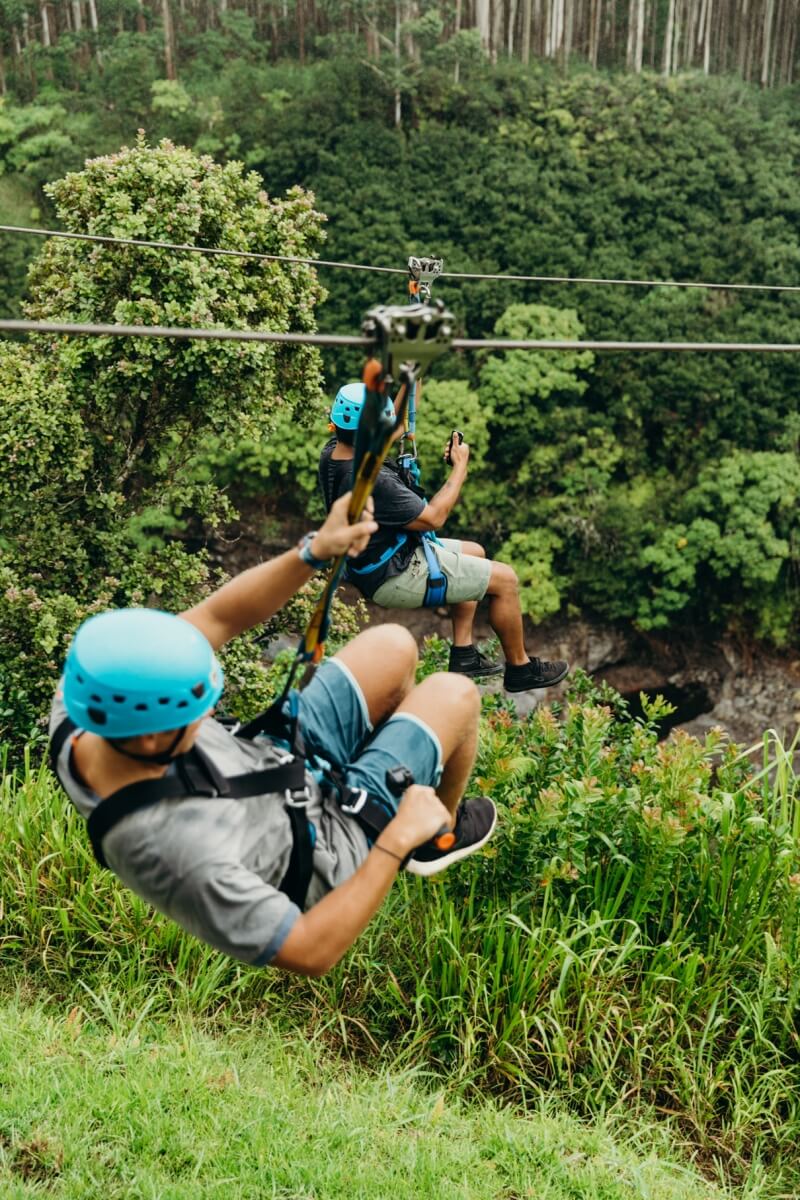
left=504, top=657, right=569, bottom=692
left=405, top=796, right=497, bottom=877
left=448, top=645, right=503, bottom=679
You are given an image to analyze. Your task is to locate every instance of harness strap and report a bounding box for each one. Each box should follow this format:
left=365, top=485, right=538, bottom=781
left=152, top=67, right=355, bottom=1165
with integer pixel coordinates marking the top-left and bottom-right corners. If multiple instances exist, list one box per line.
left=50, top=714, right=314, bottom=907
left=346, top=531, right=408, bottom=577
left=421, top=535, right=448, bottom=608
left=85, top=747, right=306, bottom=867
left=49, top=715, right=75, bottom=775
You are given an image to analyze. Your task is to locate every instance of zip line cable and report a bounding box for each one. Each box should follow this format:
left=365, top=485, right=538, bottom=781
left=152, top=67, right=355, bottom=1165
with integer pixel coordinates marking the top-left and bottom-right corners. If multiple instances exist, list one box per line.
left=0, top=224, right=406, bottom=276
left=442, top=268, right=800, bottom=294
left=0, top=319, right=372, bottom=347
left=4, top=317, right=800, bottom=354
left=2, top=222, right=800, bottom=294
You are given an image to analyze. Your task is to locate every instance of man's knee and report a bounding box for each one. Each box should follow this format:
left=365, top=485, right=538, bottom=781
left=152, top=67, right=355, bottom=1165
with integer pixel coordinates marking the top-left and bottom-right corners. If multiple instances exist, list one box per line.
left=461, top=540, right=486, bottom=559
left=488, top=560, right=519, bottom=595
left=420, top=671, right=480, bottom=720
left=366, top=623, right=418, bottom=671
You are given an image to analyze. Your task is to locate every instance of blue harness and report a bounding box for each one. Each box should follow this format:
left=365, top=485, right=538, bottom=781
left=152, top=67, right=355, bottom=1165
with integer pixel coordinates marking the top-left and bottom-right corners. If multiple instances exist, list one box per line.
left=347, top=530, right=447, bottom=608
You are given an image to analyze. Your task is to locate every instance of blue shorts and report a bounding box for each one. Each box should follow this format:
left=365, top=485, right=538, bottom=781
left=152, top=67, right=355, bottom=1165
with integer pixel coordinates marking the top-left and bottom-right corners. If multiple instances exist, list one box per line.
left=297, top=658, right=443, bottom=815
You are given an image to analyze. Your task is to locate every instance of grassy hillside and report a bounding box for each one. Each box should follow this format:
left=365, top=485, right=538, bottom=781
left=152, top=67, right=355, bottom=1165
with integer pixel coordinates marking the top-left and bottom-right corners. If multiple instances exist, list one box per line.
left=0, top=989, right=729, bottom=1200
left=2, top=665, right=798, bottom=1195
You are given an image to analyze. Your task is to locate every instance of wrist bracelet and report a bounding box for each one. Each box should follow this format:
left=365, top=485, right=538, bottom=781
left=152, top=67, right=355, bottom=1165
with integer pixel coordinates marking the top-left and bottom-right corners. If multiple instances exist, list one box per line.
left=374, top=841, right=403, bottom=864
left=297, top=531, right=331, bottom=570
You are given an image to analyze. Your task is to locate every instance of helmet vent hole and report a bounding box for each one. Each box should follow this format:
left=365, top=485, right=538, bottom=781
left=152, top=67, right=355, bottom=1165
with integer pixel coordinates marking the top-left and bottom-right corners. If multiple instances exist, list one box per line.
left=76, top=674, right=84, bottom=684
left=90, top=694, right=102, bottom=703
left=113, top=695, right=125, bottom=703
left=134, top=703, right=148, bottom=711
left=177, top=700, right=188, bottom=708
left=87, top=707, right=106, bottom=726
left=158, top=697, right=170, bottom=705
left=191, top=682, right=206, bottom=699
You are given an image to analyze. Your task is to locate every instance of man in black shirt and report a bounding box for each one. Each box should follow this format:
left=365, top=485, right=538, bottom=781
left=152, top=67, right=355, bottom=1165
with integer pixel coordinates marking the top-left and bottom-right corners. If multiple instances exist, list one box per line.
left=319, top=383, right=569, bottom=693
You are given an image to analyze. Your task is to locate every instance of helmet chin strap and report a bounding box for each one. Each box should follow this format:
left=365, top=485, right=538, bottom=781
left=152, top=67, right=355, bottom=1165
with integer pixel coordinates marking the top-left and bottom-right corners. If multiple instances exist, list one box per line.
left=108, top=726, right=187, bottom=766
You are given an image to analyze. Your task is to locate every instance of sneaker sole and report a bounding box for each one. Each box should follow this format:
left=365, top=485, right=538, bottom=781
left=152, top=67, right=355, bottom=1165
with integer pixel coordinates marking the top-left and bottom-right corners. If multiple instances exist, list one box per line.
left=504, top=663, right=570, bottom=692
left=405, top=803, right=498, bottom=878
left=449, top=665, right=504, bottom=679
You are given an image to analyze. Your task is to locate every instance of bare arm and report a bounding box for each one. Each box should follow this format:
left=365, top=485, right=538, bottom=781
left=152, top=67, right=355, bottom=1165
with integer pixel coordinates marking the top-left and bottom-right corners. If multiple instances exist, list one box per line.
left=406, top=435, right=470, bottom=532
left=181, top=492, right=376, bottom=650
left=272, top=785, right=451, bottom=977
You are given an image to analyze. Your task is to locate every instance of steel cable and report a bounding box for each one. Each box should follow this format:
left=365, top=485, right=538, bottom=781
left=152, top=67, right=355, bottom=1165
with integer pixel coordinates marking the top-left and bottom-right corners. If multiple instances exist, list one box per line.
left=4, top=318, right=800, bottom=353
left=2, top=223, right=799, bottom=293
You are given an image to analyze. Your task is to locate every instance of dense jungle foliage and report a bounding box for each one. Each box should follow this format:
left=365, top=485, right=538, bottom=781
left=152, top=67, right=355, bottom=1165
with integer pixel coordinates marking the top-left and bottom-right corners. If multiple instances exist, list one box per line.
left=1, top=32, right=800, bottom=741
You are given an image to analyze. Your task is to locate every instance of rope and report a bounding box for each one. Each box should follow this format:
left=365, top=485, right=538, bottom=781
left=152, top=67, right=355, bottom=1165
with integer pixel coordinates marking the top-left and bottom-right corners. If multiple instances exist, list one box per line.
left=4, top=318, right=800, bottom=353
left=2, top=223, right=799, bottom=293
left=0, top=224, right=405, bottom=276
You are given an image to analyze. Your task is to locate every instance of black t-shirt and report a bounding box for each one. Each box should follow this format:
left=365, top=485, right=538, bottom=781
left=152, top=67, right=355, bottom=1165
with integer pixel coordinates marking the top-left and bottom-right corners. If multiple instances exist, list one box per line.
left=318, top=439, right=425, bottom=597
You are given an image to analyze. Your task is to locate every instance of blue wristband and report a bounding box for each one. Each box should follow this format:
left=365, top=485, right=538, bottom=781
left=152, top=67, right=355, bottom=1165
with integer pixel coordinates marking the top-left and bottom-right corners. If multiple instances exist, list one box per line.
left=297, top=532, right=331, bottom=570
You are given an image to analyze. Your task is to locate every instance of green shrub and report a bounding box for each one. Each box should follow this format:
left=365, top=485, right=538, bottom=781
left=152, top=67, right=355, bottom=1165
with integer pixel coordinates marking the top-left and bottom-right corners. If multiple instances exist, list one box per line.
left=0, top=137, right=334, bottom=746
left=2, top=666, right=799, bottom=1186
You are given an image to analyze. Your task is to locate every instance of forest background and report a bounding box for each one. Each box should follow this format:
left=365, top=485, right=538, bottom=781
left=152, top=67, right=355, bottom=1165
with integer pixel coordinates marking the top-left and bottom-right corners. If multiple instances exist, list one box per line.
left=2, top=0, right=800, bottom=727
left=1, top=3, right=800, bottom=1198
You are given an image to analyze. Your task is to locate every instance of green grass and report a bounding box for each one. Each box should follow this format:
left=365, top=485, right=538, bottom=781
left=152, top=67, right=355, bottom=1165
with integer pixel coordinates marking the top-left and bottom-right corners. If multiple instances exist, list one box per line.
left=1, top=672, right=798, bottom=1196
left=0, top=988, right=730, bottom=1200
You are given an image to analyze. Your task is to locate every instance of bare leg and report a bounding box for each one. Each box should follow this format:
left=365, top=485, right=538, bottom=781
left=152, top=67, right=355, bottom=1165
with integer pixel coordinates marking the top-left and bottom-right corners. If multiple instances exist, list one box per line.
left=394, top=673, right=480, bottom=818
left=450, top=599, right=478, bottom=646
left=334, top=625, right=417, bottom=726
left=448, top=540, right=484, bottom=647
left=485, top=561, right=527, bottom=666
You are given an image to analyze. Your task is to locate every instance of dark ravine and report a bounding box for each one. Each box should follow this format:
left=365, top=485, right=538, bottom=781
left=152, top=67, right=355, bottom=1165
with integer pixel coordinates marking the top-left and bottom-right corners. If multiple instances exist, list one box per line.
left=206, top=513, right=800, bottom=749
left=359, top=597, right=800, bottom=748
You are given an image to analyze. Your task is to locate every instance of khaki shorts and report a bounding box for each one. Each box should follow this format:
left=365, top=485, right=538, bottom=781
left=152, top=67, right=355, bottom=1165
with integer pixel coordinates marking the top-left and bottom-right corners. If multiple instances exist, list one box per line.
left=371, top=538, right=492, bottom=609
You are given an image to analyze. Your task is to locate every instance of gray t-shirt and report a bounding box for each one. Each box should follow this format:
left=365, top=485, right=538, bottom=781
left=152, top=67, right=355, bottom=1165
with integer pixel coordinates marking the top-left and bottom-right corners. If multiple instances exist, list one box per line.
left=50, top=693, right=369, bottom=966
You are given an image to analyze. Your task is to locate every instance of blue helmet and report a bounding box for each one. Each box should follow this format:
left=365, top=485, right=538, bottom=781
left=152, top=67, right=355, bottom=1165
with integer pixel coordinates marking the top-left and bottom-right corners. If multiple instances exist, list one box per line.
left=331, top=382, right=394, bottom=430
left=62, top=609, right=224, bottom=739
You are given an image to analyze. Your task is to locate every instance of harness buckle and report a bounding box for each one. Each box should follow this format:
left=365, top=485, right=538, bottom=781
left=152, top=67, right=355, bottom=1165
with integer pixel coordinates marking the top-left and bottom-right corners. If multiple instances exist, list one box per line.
left=285, top=786, right=313, bottom=808
left=340, top=787, right=368, bottom=815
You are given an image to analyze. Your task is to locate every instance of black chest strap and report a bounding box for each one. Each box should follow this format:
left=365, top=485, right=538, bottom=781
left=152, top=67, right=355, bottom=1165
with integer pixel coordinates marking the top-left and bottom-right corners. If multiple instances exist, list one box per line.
left=50, top=715, right=313, bottom=909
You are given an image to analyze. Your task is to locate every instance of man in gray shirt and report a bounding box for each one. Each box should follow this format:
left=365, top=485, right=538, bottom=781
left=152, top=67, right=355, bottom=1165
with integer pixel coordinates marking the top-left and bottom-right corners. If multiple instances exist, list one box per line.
left=51, top=492, right=497, bottom=977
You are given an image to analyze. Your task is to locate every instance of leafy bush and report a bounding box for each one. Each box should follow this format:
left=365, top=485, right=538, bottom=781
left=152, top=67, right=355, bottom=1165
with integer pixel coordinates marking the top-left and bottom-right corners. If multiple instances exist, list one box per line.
left=0, top=137, right=332, bottom=746
left=2, top=665, right=799, bottom=1186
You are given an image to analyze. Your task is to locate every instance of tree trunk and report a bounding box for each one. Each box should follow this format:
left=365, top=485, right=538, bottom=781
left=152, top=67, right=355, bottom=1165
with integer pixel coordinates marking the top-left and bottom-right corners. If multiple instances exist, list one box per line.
left=394, top=0, right=402, bottom=128
left=71, top=0, right=82, bottom=32
left=702, top=0, right=712, bottom=72
left=663, top=0, right=675, bottom=72
left=40, top=1, right=52, bottom=47
left=672, top=0, right=681, bottom=70
left=136, top=0, right=147, bottom=34
left=562, top=0, right=572, bottom=68
left=162, top=0, right=177, bottom=79
left=476, top=0, right=491, bottom=50
left=453, top=0, right=462, bottom=78
left=508, top=0, right=518, bottom=56
left=297, top=0, right=304, bottom=63
left=762, top=0, right=775, bottom=85
left=634, top=0, right=644, bottom=69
